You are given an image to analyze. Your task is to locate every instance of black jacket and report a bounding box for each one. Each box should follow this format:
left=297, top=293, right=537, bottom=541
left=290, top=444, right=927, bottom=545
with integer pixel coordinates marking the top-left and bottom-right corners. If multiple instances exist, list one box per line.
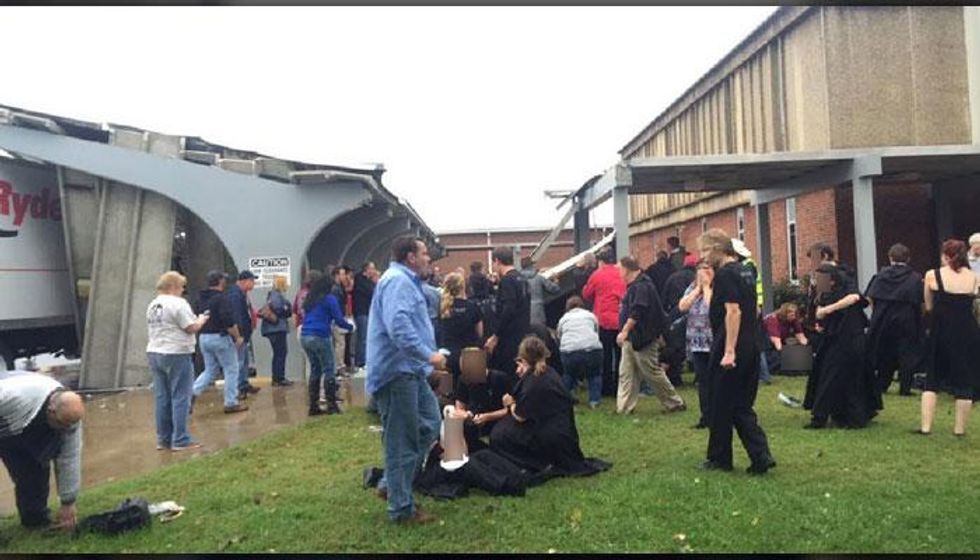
left=662, top=266, right=696, bottom=313
left=352, top=273, right=375, bottom=317
left=644, top=257, right=674, bottom=297
left=467, top=272, right=494, bottom=300
left=196, top=288, right=237, bottom=335
left=622, top=273, right=667, bottom=351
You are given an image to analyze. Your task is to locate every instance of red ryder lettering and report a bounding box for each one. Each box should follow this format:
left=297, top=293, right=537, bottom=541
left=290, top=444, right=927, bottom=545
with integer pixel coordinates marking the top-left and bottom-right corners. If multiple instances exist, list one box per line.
left=0, top=180, right=63, bottom=227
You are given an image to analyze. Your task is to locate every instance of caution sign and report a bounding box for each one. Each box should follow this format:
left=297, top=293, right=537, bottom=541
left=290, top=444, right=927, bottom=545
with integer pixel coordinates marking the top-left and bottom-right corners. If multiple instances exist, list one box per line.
left=248, top=256, right=290, bottom=289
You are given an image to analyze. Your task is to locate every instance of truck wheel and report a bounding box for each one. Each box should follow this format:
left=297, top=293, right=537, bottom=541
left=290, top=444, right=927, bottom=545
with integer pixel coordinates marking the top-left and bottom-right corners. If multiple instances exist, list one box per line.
left=0, top=339, right=14, bottom=372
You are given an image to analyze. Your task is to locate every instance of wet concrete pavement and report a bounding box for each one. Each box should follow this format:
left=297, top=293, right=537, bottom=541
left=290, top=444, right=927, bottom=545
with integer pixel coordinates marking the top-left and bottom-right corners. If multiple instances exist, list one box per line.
left=0, top=375, right=366, bottom=517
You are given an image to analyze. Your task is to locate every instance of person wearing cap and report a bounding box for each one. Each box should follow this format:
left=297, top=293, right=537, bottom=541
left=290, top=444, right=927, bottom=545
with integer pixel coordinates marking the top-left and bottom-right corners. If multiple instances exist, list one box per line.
left=0, top=370, right=85, bottom=529
left=226, top=270, right=261, bottom=399
left=192, top=270, right=249, bottom=413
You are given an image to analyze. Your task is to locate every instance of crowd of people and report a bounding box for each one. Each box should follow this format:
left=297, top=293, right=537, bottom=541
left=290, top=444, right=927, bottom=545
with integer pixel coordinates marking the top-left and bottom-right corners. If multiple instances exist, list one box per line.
left=2, top=227, right=979, bottom=532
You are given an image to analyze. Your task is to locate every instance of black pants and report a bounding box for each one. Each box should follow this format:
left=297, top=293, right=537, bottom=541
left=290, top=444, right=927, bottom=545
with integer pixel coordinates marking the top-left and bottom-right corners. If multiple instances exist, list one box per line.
left=706, top=350, right=772, bottom=468
left=662, top=343, right=686, bottom=387
left=599, top=328, right=621, bottom=397
left=0, top=416, right=62, bottom=527
left=691, top=351, right=713, bottom=427
left=874, top=331, right=919, bottom=395
left=266, top=332, right=288, bottom=383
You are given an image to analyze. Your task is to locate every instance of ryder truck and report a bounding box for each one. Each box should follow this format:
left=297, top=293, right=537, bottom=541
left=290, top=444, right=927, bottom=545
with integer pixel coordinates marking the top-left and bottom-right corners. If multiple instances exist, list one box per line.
left=0, top=157, right=78, bottom=371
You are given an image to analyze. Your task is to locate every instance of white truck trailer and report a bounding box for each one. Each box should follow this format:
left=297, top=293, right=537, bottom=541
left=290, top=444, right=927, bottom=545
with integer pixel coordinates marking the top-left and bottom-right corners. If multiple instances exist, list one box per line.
left=0, top=157, right=78, bottom=370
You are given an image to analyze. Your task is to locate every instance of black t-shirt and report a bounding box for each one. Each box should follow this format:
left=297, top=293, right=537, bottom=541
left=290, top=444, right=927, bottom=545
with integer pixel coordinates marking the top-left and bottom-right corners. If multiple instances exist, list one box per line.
left=492, top=269, right=530, bottom=341
left=439, top=298, right=483, bottom=350
left=197, top=289, right=237, bottom=334
left=709, top=261, right=758, bottom=353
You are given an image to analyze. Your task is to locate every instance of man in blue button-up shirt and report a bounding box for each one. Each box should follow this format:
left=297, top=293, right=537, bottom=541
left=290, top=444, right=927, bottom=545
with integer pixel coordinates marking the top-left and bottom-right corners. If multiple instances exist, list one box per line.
left=366, top=236, right=446, bottom=525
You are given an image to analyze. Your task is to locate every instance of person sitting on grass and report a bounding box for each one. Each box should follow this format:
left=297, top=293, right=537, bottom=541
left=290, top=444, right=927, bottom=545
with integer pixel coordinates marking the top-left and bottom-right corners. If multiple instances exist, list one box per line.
left=489, top=336, right=598, bottom=476
left=453, top=348, right=517, bottom=452
left=762, top=302, right=808, bottom=375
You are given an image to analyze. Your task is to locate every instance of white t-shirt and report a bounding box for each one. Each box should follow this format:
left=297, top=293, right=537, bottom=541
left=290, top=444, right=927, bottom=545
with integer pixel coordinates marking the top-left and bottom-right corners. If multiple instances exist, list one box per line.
left=556, top=308, right=603, bottom=353
left=146, top=294, right=198, bottom=354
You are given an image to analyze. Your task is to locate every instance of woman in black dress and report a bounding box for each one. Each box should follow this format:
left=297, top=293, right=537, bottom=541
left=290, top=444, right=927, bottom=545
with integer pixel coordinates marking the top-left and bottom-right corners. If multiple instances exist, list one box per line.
left=918, top=239, right=980, bottom=436
left=439, top=272, right=484, bottom=384
left=803, top=264, right=880, bottom=429
left=489, top=335, right=595, bottom=475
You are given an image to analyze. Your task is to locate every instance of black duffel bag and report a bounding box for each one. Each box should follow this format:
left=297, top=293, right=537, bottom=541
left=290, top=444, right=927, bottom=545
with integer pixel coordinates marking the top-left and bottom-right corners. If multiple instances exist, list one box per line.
left=77, top=497, right=151, bottom=535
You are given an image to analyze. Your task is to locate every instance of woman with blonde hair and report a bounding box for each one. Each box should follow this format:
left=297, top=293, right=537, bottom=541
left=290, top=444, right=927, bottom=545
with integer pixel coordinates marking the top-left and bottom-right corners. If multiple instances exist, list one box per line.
left=146, top=271, right=209, bottom=451
left=260, top=274, right=294, bottom=386
left=438, top=272, right=484, bottom=383
left=488, top=336, right=606, bottom=476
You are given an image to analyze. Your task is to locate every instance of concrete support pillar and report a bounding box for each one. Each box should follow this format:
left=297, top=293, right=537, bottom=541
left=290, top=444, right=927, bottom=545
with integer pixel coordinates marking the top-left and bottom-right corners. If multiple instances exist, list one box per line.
left=79, top=181, right=176, bottom=389
left=573, top=202, right=591, bottom=254
left=851, top=175, right=878, bottom=293
left=613, top=185, right=630, bottom=260
left=754, top=202, right=774, bottom=314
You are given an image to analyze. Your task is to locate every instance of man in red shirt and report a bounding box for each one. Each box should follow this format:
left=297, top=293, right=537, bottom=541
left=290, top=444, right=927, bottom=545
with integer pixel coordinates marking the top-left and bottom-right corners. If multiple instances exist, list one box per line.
left=582, top=247, right=627, bottom=398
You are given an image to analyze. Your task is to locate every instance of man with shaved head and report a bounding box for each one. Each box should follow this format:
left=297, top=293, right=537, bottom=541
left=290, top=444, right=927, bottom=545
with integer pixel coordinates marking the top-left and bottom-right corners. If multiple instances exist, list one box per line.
left=0, top=371, right=85, bottom=530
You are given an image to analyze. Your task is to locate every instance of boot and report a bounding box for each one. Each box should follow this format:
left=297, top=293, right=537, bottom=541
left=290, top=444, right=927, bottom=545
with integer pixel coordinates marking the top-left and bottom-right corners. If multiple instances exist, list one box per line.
left=325, top=380, right=342, bottom=415
left=308, top=376, right=324, bottom=416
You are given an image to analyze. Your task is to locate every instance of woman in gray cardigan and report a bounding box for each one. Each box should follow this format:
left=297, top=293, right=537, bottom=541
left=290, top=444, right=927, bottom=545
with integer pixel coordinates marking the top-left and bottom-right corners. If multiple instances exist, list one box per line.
left=261, top=275, right=293, bottom=386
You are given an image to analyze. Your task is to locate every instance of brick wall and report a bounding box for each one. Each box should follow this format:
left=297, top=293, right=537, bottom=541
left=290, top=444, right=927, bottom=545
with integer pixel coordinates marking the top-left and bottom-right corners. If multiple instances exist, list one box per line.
left=627, top=183, right=940, bottom=287
left=436, top=229, right=582, bottom=275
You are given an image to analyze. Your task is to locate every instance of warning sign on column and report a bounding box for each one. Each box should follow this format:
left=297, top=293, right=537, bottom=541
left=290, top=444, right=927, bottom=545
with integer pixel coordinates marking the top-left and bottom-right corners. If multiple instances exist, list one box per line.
left=248, top=256, right=290, bottom=289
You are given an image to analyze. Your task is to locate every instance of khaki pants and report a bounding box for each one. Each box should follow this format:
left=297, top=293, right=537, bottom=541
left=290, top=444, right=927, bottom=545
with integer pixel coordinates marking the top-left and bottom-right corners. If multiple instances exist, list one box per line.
left=617, top=340, right=684, bottom=414
left=332, top=325, right=348, bottom=373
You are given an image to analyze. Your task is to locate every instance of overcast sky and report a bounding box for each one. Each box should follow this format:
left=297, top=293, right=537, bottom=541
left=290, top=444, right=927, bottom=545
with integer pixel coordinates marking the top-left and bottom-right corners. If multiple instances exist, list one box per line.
left=2, top=6, right=776, bottom=233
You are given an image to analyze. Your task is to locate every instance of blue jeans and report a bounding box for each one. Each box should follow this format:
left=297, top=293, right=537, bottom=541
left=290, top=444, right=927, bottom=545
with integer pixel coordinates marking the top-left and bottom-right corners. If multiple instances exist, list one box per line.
left=354, top=315, right=369, bottom=367
left=266, top=332, right=288, bottom=382
left=561, top=349, right=603, bottom=405
left=374, top=373, right=441, bottom=521
left=758, top=350, right=771, bottom=383
left=237, top=341, right=251, bottom=392
left=149, top=352, right=195, bottom=448
left=301, top=334, right=336, bottom=387
left=194, top=333, right=241, bottom=407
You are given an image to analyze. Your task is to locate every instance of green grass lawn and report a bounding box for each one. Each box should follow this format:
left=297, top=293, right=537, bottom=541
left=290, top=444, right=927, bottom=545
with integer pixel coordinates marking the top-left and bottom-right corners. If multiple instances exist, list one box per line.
left=3, top=374, right=978, bottom=553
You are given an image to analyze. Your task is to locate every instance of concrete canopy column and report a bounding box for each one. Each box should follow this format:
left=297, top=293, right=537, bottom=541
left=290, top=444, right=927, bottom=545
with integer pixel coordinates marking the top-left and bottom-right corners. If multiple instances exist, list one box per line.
left=755, top=203, right=774, bottom=313
left=851, top=175, right=878, bottom=292
left=613, top=185, right=630, bottom=260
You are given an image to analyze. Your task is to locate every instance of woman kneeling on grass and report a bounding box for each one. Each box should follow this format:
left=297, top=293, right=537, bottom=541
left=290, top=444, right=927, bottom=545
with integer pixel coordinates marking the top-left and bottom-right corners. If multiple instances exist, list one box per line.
left=489, top=335, right=604, bottom=476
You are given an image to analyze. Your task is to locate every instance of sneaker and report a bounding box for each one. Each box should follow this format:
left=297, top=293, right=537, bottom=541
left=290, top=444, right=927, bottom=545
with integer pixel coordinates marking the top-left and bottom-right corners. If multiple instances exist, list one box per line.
left=588, top=401, right=599, bottom=410
left=245, top=384, right=261, bottom=395
left=172, top=441, right=203, bottom=452
left=272, top=379, right=294, bottom=387
left=224, top=403, right=249, bottom=414
left=778, top=392, right=803, bottom=408
left=395, top=508, right=436, bottom=525
left=664, top=403, right=687, bottom=414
